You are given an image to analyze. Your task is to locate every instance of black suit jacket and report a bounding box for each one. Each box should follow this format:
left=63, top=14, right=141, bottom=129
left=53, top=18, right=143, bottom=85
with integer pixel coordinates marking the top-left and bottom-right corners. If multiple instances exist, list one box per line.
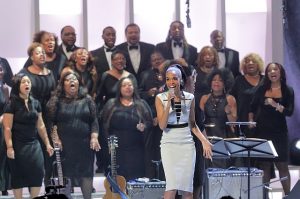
left=116, top=42, right=155, bottom=83
left=223, top=47, right=241, bottom=78
left=155, top=41, right=198, bottom=66
left=57, top=44, right=79, bottom=60
left=90, top=46, right=111, bottom=80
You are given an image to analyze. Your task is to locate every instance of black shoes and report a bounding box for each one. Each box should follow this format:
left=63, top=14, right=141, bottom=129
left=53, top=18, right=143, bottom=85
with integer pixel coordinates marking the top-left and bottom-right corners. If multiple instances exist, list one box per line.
left=2, top=190, right=8, bottom=196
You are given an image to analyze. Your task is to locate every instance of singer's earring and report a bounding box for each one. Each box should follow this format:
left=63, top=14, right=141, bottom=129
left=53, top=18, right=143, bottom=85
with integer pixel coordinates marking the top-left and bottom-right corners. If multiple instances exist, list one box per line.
left=180, top=79, right=184, bottom=87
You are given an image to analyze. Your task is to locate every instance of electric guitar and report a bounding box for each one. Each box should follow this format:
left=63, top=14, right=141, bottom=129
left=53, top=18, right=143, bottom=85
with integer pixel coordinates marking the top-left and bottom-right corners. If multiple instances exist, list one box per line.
left=103, top=135, right=127, bottom=199
left=46, top=125, right=72, bottom=199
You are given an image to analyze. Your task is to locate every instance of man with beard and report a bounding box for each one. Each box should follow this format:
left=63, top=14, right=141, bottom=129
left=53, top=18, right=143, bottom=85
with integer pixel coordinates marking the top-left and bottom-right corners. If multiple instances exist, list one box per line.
left=58, top=25, right=79, bottom=60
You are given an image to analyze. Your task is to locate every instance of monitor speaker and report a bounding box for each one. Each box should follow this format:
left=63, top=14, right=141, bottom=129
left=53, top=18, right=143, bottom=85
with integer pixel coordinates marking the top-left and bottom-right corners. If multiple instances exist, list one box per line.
left=127, top=181, right=165, bottom=199
left=204, top=167, right=263, bottom=199
left=286, top=180, right=300, bottom=199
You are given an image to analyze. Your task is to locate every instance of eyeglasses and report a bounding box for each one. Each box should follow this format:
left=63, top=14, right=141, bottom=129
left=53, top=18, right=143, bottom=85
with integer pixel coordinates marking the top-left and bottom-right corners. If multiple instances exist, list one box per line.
left=64, top=76, right=78, bottom=82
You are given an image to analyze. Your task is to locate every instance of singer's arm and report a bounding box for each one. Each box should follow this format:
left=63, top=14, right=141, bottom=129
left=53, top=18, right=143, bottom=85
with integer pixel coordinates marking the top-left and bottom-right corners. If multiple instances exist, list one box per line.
left=155, top=94, right=172, bottom=130
left=189, top=98, right=212, bottom=159
left=199, top=94, right=209, bottom=111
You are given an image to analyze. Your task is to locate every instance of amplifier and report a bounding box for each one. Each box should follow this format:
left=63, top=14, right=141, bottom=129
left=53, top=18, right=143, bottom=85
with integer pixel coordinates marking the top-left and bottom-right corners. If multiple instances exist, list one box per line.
left=127, top=181, right=165, bottom=199
left=204, top=167, right=263, bottom=199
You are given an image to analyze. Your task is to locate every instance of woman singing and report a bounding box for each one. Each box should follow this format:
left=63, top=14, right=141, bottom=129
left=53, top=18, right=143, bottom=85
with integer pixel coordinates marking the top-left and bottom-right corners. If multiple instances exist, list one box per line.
left=155, top=65, right=212, bottom=199
left=249, top=62, right=294, bottom=197
left=3, top=74, right=53, bottom=199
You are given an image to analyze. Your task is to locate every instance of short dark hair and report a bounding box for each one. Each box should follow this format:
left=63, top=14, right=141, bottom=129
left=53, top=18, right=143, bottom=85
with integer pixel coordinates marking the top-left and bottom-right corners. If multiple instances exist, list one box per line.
left=125, top=23, right=140, bottom=33
left=207, top=68, right=233, bottom=93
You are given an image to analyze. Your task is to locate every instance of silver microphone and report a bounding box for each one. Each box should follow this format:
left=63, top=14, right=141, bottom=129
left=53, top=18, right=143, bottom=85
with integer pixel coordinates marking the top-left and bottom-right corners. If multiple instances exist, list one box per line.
left=169, top=87, right=175, bottom=110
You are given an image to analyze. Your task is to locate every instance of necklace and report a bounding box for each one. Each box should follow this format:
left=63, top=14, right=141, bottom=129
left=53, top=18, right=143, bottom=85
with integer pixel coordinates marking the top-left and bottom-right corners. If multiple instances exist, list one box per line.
left=211, top=93, right=224, bottom=112
left=271, top=86, right=281, bottom=90
left=121, top=99, right=133, bottom=106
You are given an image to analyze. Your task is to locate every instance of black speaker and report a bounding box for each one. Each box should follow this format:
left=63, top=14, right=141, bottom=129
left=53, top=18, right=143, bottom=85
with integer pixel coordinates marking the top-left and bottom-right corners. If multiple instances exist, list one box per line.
left=204, top=167, right=263, bottom=199
left=127, top=181, right=165, bottom=199
left=286, top=180, right=300, bottom=199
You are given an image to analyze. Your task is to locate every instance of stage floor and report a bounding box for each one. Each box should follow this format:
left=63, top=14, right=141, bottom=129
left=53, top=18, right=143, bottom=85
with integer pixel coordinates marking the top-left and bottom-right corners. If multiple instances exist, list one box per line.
left=1, top=165, right=299, bottom=199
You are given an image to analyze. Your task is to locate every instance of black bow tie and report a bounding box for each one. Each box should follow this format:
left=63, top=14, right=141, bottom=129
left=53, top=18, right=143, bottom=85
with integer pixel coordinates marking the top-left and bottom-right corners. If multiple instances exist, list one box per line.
left=217, top=49, right=225, bottom=53
left=173, top=42, right=182, bottom=47
left=129, top=45, right=139, bottom=50
left=66, top=45, right=75, bottom=52
left=106, top=47, right=116, bottom=52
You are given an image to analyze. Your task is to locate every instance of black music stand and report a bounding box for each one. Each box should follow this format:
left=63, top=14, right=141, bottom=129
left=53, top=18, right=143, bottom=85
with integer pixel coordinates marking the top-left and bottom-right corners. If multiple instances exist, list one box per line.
left=224, top=137, right=278, bottom=199
left=207, top=136, right=230, bottom=159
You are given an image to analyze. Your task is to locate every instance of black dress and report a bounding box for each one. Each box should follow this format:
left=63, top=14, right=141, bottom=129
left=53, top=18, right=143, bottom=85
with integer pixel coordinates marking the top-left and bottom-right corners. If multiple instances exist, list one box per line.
left=4, top=96, right=44, bottom=188
left=250, top=85, right=294, bottom=161
left=96, top=72, right=136, bottom=110
left=230, top=75, right=263, bottom=136
left=19, top=68, right=57, bottom=186
left=204, top=94, right=234, bottom=138
left=102, top=100, right=152, bottom=181
left=95, top=72, right=136, bottom=175
left=138, top=68, right=165, bottom=179
left=55, top=96, right=98, bottom=183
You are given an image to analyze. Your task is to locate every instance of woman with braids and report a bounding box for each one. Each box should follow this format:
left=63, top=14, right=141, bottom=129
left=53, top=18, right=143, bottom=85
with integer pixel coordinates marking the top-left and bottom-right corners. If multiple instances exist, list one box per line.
left=155, top=65, right=212, bottom=199
left=46, top=71, right=100, bottom=199
left=249, top=62, right=294, bottom=197
left=99, top=76, right=153, bottom=180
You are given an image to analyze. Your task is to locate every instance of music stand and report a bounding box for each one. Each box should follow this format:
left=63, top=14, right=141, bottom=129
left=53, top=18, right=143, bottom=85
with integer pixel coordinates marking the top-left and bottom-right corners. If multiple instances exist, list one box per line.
left=224, top=137, right=278, bottom=199
left=207, top=136, right=230, bottom=159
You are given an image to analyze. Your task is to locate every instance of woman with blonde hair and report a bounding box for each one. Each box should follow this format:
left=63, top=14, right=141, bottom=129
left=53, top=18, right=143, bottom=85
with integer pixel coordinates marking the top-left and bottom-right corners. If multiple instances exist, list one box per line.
left=230, top=53, right=264, bottom=137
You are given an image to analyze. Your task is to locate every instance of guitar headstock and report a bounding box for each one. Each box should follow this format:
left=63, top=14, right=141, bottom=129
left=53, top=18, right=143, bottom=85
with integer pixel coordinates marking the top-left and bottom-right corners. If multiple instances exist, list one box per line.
left=108, top=135, right=118, bottom=152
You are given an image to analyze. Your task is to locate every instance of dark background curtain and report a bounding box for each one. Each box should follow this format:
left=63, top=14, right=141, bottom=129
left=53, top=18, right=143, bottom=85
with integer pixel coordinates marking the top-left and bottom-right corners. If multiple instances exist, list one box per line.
left=284, top=0, right=300, bottom=144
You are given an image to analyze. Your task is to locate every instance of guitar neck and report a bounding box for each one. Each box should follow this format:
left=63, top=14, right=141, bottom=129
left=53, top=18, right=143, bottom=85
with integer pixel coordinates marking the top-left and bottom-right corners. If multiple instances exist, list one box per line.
left=51, top=126, right=64, bottom=187
left=54, top=144, right=64, bottom=186
left=111, top=147, right=117, bottom=181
